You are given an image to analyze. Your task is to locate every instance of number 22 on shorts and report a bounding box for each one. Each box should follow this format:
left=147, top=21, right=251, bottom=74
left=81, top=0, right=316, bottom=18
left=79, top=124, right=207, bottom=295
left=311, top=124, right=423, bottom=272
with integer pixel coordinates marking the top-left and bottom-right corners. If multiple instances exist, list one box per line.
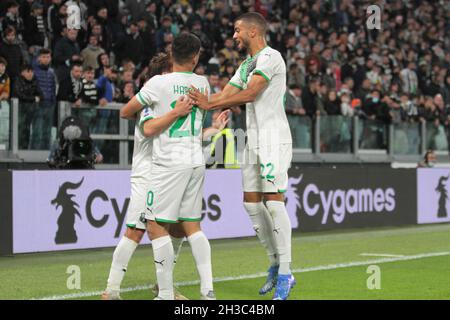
left=260, top=163, right=275, bottom=181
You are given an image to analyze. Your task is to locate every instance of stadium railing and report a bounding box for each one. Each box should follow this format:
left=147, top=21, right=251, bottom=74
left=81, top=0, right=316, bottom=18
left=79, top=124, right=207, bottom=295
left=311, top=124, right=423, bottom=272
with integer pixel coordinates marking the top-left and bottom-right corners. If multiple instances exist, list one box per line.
left=3, top=98, right=450, bottom=167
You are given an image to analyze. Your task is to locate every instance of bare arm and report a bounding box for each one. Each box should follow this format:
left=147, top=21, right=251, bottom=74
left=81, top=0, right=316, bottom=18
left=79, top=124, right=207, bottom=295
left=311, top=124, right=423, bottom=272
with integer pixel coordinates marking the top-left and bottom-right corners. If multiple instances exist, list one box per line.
left=189, top=75, right=268, bottom=111
left=120, top=96, right=143, bottom=120
left=202, top=110, right=231, bottom=140
left=142, top=96, right=193, bottom=137
left=189, top=83, right=241, bottom=111
left=209, top=84, right=241, bottom=103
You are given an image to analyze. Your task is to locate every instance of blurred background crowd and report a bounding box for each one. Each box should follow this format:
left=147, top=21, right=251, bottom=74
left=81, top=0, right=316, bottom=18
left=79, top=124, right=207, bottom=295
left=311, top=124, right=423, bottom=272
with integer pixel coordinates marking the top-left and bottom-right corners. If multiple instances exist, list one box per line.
left=0, top=0, right=448, bottom=157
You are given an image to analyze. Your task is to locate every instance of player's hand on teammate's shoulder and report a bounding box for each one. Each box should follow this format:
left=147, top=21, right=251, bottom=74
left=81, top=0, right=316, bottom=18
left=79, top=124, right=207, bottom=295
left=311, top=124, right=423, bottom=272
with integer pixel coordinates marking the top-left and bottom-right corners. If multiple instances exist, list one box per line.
left=173, top=95, right=194, bottom=117
left=188, top=86, right=210, bottom=110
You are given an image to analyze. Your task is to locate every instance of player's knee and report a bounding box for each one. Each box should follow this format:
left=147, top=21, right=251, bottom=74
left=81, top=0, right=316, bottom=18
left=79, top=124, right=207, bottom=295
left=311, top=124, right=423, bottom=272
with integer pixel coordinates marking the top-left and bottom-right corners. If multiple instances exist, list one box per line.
left=125, top=227, right=145, bottom=243
left=147, top=220, right=169, bottom=240
left=168, top=223, right=186, bottom=238
left=181, top=221, right=201, bottom=237
left=264, top=192, right=284, bottom=202
left=243, top=192, right=262, bottom=203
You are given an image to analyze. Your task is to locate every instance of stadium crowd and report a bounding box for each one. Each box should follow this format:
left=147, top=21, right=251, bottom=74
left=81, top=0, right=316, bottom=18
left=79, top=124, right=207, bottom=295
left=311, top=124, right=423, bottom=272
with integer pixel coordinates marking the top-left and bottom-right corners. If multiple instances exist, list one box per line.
left=0, top=0, right=449, bottom=153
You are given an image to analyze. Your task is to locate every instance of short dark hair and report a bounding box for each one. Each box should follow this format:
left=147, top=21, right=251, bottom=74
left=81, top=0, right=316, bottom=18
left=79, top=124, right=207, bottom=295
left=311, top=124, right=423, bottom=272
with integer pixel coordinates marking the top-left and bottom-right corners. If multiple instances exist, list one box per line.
left=71, top=62, right=83, bottom=70
left=0, top=57, right=8, bottom=66
left=6, top=1, right=19, bottom=9
left=171, top=33, right=201, bottom=65
left=235, top=12, right=268, bottom=34
left=83, top=66, right=94, bottom=72
left=39, top=48, right=51, bottom=56
left=21, top=64, right=33, bottom=72
left=3, top=26, right=16, bottom=37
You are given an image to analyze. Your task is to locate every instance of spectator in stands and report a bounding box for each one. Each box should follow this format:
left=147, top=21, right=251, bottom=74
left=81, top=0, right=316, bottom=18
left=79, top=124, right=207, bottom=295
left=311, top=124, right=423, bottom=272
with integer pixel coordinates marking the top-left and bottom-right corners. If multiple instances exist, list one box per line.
left=117, top=68, right=136, bottom=94
left=57, top=63, right=83, bottom=105
left=116, top=81, right=135, bottom=103
left=46, top=0, right=63, bottom=44
left=324, top=90, right=341, bottom=116
left=191, top=20, right=212, bottom=65
left=400, top=61, right=419, bottom=95
left=2, top=1, right=24, bottom=41
left=114, top=21, right=144, bottom=67
left=340, top=95, right=357, bottom=117
left=48, top=0, right=67, bottom=49
left=209, top=73, right=221, bottom=94
left=13, top=64, right=43, bottom=149
left=418, top=150, right=437, bottom=168
left=73, top=66, right=98, bottom=131
left=286, top=84, right=309, bottom=148
left=124, top=0, right=148, bottom=23
left=217, top=14, right=233, bottom=41
left=0, top=57, right=11, bottom=102
left=81, top=34, right=105, bottom=70
left=362, top=90, right=391, bottom=124
left=155, top=15, right=174, bottom=52
left=302, top=77, right=321, bottom=118
left=95, top=52, right=109, bottom=79
left=24, top=1, right=47, bottom=49
left=94, top=6, right=113, bottom=53
left=443, top=74, right=450, bottom=107
left=387, top=96, right=406, bottom=125
left=79, top=66, right=98, bottom=106
left=31, top=48, right=56, bottom=150
left=95, top=64, right=117, bottom=133
left=203, top=9, right=221, bottom=49
left=88, top=23, right=107, bottom=52
left=137, top=17, right=156, bottom=67
left=53, top=28, right=80, bottom=81
left=287, top=62, right=305, bottom=89
left=355, top=78, right=372, bottom=102
left=0, top=26, right=24, bottom=85
left=0, top=0, right=447, bottom=159
left=219, top=37, right=239, bottom=67
left=140, top=1, right=158, bottom=31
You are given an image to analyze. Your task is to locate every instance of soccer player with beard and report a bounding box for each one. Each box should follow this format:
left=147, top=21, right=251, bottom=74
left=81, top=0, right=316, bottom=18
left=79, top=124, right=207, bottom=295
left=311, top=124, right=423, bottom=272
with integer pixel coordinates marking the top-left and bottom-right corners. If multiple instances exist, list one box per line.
left=189, top=12, right=295, bottom=300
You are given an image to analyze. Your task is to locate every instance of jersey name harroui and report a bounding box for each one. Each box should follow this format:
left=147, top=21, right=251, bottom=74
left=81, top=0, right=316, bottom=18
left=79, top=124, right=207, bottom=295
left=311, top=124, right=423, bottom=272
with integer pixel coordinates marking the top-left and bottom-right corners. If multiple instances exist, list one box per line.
left=229, top=46, right=292, bottom=148
left=136, top=72, right=210, bottom=169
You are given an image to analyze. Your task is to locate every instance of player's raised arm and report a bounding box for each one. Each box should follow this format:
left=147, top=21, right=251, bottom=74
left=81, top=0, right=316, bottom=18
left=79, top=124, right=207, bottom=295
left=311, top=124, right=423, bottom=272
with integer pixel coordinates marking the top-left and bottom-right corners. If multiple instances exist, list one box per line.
left=189, top=74, right=268, bottom=111
left=141, top=96, right=193, bottom=137
left=202, top=110, right=231, bottom=140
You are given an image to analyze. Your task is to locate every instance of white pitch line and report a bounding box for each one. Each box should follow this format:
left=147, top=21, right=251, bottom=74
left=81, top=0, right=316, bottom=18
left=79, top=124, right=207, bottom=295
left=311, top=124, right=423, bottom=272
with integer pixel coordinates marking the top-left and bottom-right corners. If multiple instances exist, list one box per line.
left=34, top=251, right=450, bottom=300
left=360, top=253, right=405, bottom=258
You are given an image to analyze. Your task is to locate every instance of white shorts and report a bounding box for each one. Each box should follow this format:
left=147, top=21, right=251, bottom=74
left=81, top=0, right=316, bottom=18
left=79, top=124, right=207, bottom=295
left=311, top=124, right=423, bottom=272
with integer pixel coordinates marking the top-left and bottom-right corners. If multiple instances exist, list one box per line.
left=126, top=180, right=150, bottom=230
left=145, top=166, right=205, bottom=223
left=242, top=143, right=292, bottom=193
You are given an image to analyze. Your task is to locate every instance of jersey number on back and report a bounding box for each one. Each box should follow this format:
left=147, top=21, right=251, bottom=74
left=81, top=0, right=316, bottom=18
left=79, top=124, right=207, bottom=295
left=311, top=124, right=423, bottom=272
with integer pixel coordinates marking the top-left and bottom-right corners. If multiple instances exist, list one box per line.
left=169, top=100, right=202, bottom=137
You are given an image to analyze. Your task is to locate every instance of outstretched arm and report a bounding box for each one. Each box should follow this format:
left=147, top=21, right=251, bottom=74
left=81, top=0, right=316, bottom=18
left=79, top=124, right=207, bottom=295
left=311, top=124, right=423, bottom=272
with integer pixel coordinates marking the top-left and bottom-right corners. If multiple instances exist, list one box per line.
left=189, top=75, right=268, bottom=111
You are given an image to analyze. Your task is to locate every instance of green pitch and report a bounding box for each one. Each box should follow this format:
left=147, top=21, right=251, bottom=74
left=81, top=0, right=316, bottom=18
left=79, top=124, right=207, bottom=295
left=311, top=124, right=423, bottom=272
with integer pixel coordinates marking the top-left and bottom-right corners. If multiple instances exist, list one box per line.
left=1, top=224, right=450, bottom=300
